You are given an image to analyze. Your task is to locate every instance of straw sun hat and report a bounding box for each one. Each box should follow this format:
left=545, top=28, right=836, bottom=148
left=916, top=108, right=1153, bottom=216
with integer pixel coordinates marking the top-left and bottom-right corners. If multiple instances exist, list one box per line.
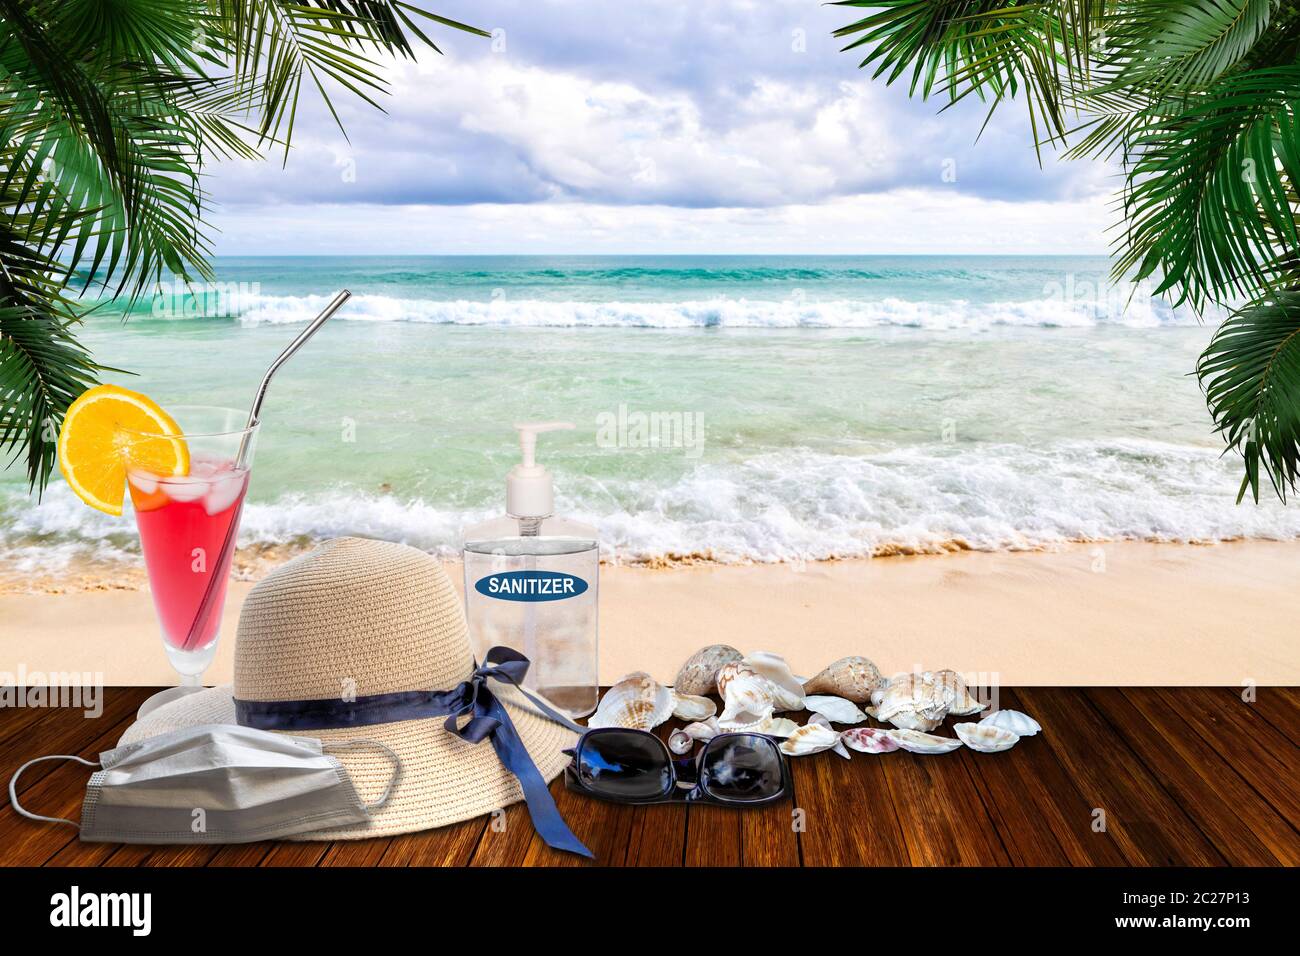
left=118, top=536, right=578, bottom=840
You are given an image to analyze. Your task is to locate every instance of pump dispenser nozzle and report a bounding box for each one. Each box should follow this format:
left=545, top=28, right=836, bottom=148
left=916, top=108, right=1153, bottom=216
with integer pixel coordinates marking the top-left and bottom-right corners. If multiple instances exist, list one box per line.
left=507, top=422, right=574, bottom=518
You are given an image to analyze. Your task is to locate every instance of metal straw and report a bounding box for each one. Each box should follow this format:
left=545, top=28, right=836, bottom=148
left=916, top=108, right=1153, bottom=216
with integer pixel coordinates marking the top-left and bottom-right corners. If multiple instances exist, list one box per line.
left=186, top=290, right=351, bottom=654
left=236, top=289, right=352, bottom=467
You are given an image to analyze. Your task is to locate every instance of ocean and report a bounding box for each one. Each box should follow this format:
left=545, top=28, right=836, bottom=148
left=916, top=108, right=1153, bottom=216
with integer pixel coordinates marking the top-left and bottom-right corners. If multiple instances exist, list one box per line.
left=3, top=254, right=1298, bottom=579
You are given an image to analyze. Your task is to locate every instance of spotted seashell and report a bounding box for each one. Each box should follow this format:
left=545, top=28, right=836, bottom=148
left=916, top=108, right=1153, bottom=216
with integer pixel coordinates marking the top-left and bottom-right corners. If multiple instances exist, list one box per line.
left=587, top=672, right=674, bottom=730
left=673, top=644, right=743, bottom=697
left=801, top=656, right=885, bottom=704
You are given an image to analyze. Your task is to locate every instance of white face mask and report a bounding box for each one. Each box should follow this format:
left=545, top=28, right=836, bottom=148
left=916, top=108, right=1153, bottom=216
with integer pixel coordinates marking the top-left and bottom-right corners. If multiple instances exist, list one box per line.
left=9, top=724, right=401, bottom=844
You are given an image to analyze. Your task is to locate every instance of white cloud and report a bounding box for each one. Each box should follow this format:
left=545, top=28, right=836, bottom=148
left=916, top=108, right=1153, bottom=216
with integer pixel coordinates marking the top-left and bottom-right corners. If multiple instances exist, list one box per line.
left=200, top=0, right=1117, bottom=253
left=212, top=189, right=1112, bottom=255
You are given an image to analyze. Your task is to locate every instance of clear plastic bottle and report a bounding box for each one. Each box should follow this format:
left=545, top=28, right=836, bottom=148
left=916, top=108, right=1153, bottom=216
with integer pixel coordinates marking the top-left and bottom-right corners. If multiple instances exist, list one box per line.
left=462, top=423, right=599, bottom=719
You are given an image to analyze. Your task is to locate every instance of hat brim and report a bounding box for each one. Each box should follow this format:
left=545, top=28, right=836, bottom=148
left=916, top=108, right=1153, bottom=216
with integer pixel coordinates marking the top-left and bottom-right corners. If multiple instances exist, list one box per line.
left=117, top=683, right=577, bottom=841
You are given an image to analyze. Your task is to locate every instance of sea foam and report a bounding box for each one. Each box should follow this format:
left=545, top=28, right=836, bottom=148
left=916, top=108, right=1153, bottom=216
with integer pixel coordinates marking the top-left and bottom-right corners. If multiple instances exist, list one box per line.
left=231, top=293, right=1205, bottom=331
left=4, top=440, right=1296, bottom=575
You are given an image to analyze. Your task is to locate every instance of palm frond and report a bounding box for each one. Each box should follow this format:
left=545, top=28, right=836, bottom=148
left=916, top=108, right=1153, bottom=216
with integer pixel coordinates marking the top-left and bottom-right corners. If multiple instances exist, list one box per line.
left=0, top=0, right=487, bottom=489
left=1115, top=67, right=1300, bottom=309
left=1199, top=290, right=1300, bottom=502
left=1100, top=0, right=1276, bottom=93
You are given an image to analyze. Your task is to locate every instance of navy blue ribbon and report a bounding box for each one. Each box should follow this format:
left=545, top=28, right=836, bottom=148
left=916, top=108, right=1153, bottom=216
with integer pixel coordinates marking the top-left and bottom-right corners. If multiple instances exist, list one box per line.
left=234, top=647, right=591, bottom=858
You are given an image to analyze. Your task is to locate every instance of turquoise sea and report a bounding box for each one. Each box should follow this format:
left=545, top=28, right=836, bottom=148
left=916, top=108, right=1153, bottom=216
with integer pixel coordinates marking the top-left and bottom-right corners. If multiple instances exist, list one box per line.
left=3, top=254, right=1299, bottom=577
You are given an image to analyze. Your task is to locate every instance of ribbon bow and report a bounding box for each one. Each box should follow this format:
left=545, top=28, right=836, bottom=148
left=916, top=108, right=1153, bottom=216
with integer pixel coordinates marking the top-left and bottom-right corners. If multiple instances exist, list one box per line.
left=233, top=646, right=591, bottom=858
left=440, top=647, right=592, bottom=858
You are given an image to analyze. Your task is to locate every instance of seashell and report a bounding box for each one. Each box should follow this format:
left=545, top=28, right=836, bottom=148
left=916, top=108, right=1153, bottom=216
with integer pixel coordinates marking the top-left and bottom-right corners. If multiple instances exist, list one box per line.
left=932, top=669, right=986, bottom=716
left=884, top=728, right=963, bottom=754
left=673, top=644, right=743, bottom=697
left=841, top=726, right=900, bottom=754
left=801, top=656, right=885, bottom=703
left=670, top=691, right=717, bottom=722
left=743, top=651, right=806, bottom=712
left=681, top=717, right=721, bottom=742
left=587, top=672, right=674, bottom=730
left=979, top=709, right=1041, bottom=737
left=875, top=673, right=949, bottom=732
left=719, top=713, right=799, bottom=737
left=716, top=662, right=776, bottom=725
left=667, top=729, right=695, bottom=755
left=801, top=695, right=867, bottom=725
left=954, top=722, right=1019, bottom=753
left=779, top=719, right=845, bottom=757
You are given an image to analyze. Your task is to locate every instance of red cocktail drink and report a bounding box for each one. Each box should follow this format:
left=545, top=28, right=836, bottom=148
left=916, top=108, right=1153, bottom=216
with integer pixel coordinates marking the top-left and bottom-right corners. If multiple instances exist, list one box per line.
left=119, top=408, right=258, bottom=682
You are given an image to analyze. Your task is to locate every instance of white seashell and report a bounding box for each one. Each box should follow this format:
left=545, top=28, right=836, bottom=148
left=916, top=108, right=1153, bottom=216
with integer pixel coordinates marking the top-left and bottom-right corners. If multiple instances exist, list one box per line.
left=932, top=669, right=987, bottom=716
left=587, top=672, right=674, bottom=730
left=801, top=656, right=885, bottom=703
left=801, top=695, right=867, bottom=725
left=681, top=717, right=722, bottom=742
left=869, top=683, right=888, bottom=708
left=875, top=673, right=949, bottom=732
left=779, top=720, right=844, bottom=757
left=670, top=691, right=717, bottom=722
left=673, top=644, right=742, bottom=696
left=954, top=722, right=1019, bottom=753
left=743, top=651, right=806, bottom=712
left=979, top=709, right=1041, bottom=737
left=667, top=729, right=695, bottom=755
left=716, top=662, right=776, bottom=726
left=718, top=713, right=799, bottom=737
left=884, top=728, right=963, bottom=754
left=841, top=726, right=900, bottom=754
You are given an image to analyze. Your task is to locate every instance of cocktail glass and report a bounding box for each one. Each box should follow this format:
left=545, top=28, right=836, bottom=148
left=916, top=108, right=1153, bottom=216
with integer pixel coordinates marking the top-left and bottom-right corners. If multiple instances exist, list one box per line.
left=117, top=406, right=258, bottom=684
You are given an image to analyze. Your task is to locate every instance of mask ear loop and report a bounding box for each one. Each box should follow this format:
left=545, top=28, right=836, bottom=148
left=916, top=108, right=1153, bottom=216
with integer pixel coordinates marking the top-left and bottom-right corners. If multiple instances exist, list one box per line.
left=8, top=755, right=99, bottom=827
left=321, top=739, right=402, bottom=810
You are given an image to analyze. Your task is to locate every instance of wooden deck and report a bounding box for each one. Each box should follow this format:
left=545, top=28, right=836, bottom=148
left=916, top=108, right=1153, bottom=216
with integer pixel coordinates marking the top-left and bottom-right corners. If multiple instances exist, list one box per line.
left=1, top=687, right=1296, bottom=866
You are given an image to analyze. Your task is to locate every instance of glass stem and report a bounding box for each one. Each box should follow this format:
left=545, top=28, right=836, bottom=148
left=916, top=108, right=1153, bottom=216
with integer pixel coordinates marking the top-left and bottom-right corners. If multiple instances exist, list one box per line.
left=180, top=672, right=202, bottom=687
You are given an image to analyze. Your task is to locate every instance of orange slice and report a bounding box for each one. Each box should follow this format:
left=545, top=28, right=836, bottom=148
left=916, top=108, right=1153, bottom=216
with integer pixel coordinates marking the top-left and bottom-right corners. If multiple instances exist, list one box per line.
left=57, top=385, right=189, bottom=515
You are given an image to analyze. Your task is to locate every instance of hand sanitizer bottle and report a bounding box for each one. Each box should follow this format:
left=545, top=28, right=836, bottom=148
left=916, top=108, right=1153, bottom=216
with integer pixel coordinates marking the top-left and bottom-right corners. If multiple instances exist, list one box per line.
left=462, top=422, right=599, bottom=719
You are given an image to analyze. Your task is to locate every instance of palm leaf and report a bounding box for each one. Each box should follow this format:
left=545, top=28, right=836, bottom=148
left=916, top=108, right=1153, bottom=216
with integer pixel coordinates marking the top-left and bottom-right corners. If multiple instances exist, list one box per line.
left=1199, top=290, right=1300, bottom=502
left=1, top=0, right=487, bottom=489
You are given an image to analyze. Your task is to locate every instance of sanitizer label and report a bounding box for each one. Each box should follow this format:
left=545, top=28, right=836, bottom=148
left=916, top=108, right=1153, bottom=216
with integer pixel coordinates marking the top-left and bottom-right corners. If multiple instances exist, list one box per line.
left=475, top=570, right=589, bottom=602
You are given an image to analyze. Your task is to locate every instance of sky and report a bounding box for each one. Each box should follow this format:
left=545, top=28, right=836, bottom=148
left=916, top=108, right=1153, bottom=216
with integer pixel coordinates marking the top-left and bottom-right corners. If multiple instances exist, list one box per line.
left=208, top=0, right=1117, bottom=256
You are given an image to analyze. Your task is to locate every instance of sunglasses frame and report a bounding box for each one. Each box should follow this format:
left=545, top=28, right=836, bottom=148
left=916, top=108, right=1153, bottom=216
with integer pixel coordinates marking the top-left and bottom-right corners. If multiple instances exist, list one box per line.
left=564, top=728, right=792, bottom=808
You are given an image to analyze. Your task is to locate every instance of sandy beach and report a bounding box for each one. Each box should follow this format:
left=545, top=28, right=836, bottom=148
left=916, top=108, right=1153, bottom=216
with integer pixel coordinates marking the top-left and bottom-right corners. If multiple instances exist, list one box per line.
left=2, top=540, right=1296, bottom=687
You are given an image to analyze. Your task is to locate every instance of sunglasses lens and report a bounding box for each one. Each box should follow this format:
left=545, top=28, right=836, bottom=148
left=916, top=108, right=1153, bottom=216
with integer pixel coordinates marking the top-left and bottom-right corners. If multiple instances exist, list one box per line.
left=577, top=731, right=672, bottom=799
left=700, top=734, right=785, bottom=802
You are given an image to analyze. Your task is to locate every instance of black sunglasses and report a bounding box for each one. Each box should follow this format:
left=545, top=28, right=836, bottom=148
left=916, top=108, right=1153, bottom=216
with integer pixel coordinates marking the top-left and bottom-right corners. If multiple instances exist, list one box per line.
left=564, top=728, right=791, bottom=807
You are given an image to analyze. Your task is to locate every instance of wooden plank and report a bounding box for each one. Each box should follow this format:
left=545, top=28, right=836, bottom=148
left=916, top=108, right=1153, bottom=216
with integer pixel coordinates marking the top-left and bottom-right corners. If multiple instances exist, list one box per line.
left=880, top=732, right=1011, bottom=866
left=318, top=838, right=394, bottom=866
left=259, top=842, right=331, bottom=866
left=684, top=803, right=740, bottom=866
left=379, top=819, right=487, bottom=866
left=469, top=778, right=636, bottom=866
left=1016, top=689, right=1223, bottom=866
left=3, top=689, right=151, bottom=867
left=205, top=843, right=274, bottom=866
left=741, top=791, right=800, bottom=866
left=794, top=741, right=905, bottom=866
left=1159, top=687, right=1300, bottom=829
left=964, top=689, right=1126, bottom=866
left=626, top=804, right=686, bottom=866
left=1223, top=687, right=1300, bottom=747
left=0, top=695, right=76, bottom=751
left=1091, top=689, right=1296, bottom=866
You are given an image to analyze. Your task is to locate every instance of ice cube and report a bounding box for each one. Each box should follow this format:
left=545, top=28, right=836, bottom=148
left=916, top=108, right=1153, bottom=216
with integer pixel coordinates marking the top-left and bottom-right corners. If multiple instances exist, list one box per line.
left=161, top=477, right=209, bottom=502
left=128, top=472, right=159, bottom=495
left=203, top=473, right=245, bottom=515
